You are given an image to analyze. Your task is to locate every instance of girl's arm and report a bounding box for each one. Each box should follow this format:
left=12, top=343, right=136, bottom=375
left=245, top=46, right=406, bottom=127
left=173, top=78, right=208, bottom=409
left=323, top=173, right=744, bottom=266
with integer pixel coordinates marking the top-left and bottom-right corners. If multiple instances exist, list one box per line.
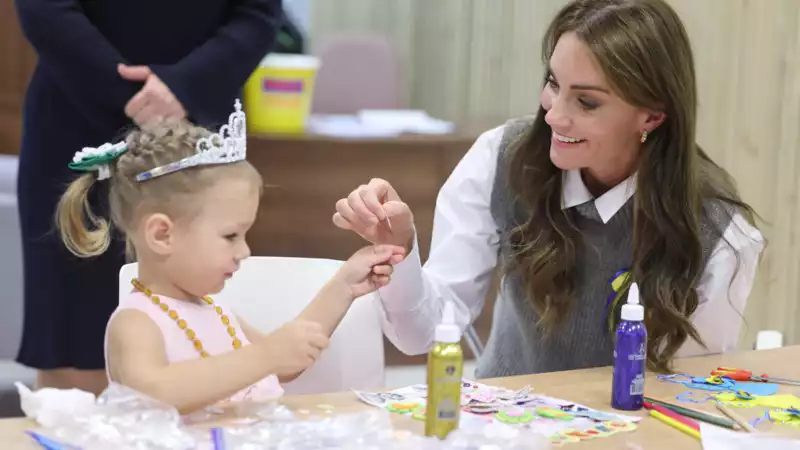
left=106, top=309, right=327, bottom=414
left=236, top=316, right=304, bottom=383
left=237, top=245, right=404, bottom=382
left=236, top=280, right=351, bottom=383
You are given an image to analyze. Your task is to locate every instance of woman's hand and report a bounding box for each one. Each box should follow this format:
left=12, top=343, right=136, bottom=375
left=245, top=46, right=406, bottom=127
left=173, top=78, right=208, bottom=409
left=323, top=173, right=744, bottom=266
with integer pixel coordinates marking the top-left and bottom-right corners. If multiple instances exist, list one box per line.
left=118, top=64, right=186, bottom=127
left=333, top=178, right=415, bottom=250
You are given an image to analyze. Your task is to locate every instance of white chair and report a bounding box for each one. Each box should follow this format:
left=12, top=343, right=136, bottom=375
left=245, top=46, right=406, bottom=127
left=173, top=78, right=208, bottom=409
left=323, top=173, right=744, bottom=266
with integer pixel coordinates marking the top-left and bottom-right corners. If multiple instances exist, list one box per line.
left=755, top=330, right=784, bottom=350
left=119, top=257, right=385, bottom=395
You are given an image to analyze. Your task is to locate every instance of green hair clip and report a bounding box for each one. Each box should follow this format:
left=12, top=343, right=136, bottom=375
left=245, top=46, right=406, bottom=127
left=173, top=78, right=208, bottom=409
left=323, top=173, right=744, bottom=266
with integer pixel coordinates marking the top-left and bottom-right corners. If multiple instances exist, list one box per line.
left=68, top=141, right=128, bottom=180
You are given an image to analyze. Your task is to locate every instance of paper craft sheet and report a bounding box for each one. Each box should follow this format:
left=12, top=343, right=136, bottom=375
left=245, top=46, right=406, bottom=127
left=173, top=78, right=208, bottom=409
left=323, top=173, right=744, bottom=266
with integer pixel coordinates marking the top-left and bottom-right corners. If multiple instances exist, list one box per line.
left=354, top=380, right=640, bottom=445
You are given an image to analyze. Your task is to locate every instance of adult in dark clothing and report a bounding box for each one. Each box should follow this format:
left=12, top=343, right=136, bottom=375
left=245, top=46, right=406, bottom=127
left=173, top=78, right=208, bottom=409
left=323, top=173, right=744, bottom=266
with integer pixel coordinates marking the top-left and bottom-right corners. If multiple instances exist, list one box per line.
left=15, top=0, right=284, bottom=395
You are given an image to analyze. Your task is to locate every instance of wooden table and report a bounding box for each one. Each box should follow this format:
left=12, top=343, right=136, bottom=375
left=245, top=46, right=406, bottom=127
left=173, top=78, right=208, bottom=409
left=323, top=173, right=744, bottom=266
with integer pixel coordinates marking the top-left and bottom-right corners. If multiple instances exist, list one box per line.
left=2, top=347, right=799, bottom=448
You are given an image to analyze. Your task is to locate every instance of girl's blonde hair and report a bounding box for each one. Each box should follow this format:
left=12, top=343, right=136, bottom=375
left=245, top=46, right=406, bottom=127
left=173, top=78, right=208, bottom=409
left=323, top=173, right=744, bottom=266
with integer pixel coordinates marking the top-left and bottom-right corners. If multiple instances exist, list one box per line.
left=56, top=120, right=262, bottom=260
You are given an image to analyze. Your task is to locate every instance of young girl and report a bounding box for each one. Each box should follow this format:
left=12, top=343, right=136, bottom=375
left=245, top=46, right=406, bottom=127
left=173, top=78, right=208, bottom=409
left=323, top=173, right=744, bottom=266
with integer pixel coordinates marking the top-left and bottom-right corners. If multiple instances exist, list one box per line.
left=56, top=100, right=405, bottom=414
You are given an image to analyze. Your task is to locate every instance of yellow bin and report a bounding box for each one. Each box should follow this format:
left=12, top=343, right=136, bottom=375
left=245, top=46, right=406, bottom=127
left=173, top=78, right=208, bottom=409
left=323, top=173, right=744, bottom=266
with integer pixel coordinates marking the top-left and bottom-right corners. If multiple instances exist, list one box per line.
left=243, top=53, right=321, bottom=134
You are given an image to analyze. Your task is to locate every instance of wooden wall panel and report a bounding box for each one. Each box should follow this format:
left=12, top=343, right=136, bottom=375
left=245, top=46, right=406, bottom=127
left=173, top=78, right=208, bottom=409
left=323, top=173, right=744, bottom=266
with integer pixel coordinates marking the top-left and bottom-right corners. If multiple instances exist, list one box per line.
left=0, top=0, right=34, bottom=155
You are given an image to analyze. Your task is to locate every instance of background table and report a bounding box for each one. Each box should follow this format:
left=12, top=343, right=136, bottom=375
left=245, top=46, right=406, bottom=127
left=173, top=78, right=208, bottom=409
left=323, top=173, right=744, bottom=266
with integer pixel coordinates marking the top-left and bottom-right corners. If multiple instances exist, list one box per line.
left=1, top=347, right=799, bottom=448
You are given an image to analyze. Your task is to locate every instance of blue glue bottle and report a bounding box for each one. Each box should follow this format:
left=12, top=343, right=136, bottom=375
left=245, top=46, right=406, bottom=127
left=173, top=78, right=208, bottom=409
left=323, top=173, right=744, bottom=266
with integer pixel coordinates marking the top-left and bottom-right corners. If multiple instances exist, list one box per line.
left=611, top=281, right=647, bottom=411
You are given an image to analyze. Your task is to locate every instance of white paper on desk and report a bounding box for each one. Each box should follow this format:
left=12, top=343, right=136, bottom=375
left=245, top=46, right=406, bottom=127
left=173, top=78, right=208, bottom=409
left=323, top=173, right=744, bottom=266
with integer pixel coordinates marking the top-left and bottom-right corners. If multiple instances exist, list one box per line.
left=306, top=110, right=455, bottom=138
left=700, top=423, right=800, bottom=449
left=306, top=114, right=402, bottom=138
left=357, top=110, right=455, bottom=135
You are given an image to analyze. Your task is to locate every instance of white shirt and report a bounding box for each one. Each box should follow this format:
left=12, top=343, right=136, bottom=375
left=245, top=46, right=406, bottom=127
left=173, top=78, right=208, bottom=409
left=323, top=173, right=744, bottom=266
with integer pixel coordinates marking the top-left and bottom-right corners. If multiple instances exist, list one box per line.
left=377, top=125, right=764, bottom=359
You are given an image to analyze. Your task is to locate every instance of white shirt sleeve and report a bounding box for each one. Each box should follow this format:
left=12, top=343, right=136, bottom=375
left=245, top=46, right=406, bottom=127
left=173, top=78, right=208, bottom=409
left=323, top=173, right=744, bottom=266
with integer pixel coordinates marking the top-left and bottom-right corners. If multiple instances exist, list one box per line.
left=375, top=125, right=505, bottom=356
left=677, top=213, right=765, bottom=357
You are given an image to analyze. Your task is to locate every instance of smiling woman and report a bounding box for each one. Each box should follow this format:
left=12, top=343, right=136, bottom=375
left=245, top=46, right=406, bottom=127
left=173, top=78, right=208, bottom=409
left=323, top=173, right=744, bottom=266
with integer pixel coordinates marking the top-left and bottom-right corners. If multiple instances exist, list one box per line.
left=333, top=0, right=765, bottom=377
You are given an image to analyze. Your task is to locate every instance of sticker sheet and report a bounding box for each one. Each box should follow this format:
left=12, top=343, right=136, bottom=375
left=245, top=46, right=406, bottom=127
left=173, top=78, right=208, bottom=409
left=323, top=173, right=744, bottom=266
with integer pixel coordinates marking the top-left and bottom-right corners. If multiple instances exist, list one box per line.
left=354, top=380, right=640, bottom=446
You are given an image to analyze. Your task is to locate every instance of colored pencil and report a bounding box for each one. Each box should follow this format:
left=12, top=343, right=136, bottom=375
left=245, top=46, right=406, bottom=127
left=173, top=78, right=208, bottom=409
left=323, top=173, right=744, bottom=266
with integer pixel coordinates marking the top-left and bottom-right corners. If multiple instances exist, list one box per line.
left=643, top=396, right=740, bottom=430
left=649, top=410, right=702, bottom=440
left=716, top=403, right=758, bottom=433
left=644, top=401, right=700, bottom=431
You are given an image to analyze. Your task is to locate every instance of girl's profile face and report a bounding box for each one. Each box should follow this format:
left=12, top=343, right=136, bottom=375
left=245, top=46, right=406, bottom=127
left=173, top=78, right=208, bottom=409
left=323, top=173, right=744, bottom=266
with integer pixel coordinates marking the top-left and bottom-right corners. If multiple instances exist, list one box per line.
left=166, top=176, right=259, bottom=297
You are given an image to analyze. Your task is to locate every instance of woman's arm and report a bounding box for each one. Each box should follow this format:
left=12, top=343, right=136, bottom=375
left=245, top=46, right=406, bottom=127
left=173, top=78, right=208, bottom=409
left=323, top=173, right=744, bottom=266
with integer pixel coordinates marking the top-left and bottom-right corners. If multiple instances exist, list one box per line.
left=677, top=213, right=765, bottom=357
left=150, top=0, right=283, bottom=125
left=15, top=0, right=139, bottom=121
left=376, top=126, right=506, bottom=356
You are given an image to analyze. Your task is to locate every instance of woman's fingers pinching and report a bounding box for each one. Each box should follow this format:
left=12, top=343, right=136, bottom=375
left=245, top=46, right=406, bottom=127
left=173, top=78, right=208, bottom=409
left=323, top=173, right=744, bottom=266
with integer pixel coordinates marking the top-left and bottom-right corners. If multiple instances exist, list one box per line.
left=348, top=189, right=378, bottom=224
left=358, top=184, right=387, bottom=220
left=335, top=198, right=370, bottom=230
left=332, top=212, right=353, bottom=230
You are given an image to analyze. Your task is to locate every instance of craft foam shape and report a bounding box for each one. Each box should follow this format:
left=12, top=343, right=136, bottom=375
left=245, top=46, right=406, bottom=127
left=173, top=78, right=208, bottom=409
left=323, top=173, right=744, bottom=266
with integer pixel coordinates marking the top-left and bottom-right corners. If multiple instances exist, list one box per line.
left=605, top=420, right=638, bottom=432
left=386, top=402, right=423, bottom=413
left=550, top=432, right=581, bottom=446
left=716, top=392, right=800, bottom=409
left=551, top=420, right=636, bottom=444
left=463, top=403, right=499, bottom=414
left=705, top=376, right=728, bottom=385
left=495, top=408, right=535, bottom=424
left=686, top=377, right=780, bottom=396
left=770, top=410, right=800, bottom=427
left=535, top=407, right=574, bottom=420
left=561, top=430, right=596, bottom=440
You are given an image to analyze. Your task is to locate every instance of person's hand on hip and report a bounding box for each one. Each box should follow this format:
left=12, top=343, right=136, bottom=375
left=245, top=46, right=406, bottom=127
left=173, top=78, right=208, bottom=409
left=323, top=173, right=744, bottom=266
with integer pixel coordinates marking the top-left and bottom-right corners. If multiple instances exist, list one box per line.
left=333, top=178, right=415, bottom=251
left=118, top=64, right=186, bottom=127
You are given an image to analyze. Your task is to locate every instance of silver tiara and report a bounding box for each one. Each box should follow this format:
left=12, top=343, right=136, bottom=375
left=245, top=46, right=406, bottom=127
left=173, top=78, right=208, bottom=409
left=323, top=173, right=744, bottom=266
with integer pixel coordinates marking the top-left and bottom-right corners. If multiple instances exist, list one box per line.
left=135, top=99, right=247, bottom=182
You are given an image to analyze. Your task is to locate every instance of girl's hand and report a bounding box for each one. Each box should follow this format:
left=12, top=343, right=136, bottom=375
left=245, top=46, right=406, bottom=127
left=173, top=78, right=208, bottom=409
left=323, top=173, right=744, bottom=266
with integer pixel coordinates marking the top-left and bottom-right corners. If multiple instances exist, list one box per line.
left=334, top=244, right=406, bottom=300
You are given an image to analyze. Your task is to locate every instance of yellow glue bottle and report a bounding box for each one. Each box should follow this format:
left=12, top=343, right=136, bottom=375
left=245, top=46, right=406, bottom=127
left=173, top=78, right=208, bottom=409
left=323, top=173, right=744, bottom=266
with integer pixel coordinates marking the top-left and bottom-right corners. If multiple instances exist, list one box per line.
left=425, top=301, right=463, bottom=439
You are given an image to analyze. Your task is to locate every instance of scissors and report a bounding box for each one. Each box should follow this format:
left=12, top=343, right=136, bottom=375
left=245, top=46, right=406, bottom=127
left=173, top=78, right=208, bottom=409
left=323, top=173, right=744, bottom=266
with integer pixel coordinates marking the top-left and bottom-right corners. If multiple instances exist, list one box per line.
left=711, top=366, right=800, bottom=386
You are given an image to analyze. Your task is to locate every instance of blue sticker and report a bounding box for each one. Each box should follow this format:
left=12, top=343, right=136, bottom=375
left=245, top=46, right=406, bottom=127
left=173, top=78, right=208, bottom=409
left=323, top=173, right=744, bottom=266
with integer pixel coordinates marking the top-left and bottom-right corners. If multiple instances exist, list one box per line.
left=659, top=373, right=779, bottom=396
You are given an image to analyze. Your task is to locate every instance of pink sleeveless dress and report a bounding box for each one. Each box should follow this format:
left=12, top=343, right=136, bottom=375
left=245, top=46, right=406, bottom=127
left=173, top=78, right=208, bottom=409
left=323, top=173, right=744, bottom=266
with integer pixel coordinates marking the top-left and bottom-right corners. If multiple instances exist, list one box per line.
left=104, top=291, right=284, bottom=406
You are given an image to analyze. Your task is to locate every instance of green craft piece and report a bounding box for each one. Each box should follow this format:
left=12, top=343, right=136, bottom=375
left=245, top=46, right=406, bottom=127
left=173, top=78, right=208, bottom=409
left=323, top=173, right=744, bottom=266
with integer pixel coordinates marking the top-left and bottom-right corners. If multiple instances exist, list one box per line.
left=412, top=408, right=426, bottom=421
left=770, top=410, right=800, bottom=427
left=68, top=143, right=128, bottom=172
left=535, top=407, right=574, bottom=421
left=385, top=402, right=423, bottom=414
left=495, top=408, right=535, bottom=424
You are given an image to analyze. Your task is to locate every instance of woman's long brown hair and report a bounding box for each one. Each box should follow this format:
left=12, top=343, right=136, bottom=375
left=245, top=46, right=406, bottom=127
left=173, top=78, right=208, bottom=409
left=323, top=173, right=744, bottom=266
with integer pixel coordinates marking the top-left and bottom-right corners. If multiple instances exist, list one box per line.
left=504, top=0, right=759, bottom=372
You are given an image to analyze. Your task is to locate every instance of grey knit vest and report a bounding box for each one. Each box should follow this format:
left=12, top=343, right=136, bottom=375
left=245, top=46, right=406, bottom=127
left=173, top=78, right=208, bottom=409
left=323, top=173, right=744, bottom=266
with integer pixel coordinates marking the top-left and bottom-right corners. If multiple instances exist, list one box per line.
left=475, top=118, right=733, bottom=378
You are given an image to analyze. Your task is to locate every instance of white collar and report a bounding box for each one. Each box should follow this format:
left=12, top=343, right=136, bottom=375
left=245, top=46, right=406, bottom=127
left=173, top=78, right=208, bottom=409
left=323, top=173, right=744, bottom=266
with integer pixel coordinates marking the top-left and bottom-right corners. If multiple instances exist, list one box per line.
left=561, top=169, right=637, bottom=223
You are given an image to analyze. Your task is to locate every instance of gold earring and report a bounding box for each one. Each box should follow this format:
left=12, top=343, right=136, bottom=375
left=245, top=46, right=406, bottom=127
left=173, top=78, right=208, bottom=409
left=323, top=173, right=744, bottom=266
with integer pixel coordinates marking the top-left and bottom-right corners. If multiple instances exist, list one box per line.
left=640, top=130, right=649, bottom=143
